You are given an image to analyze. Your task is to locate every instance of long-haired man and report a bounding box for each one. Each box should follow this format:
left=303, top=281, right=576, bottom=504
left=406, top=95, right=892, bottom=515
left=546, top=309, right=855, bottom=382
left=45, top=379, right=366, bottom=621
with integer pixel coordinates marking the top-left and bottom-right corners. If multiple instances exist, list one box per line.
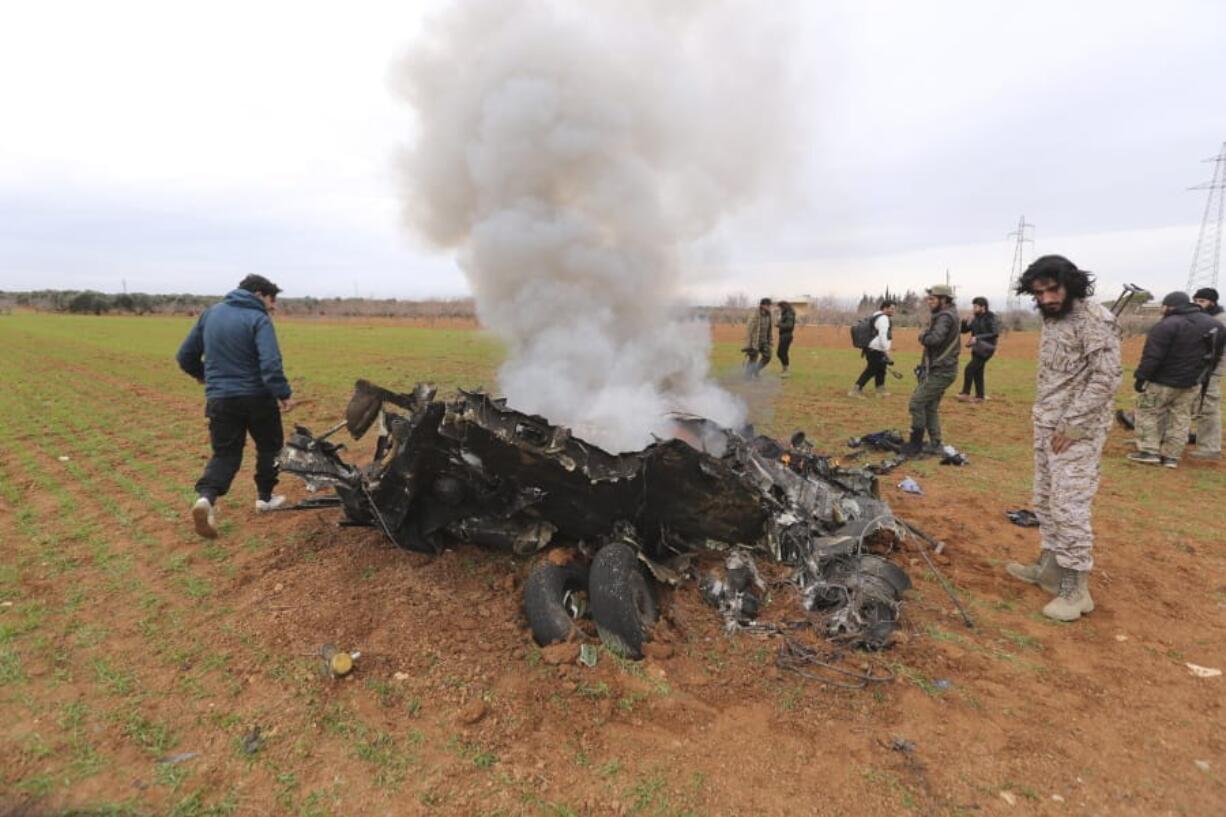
left=1005, top=256, right=1121, bottom=621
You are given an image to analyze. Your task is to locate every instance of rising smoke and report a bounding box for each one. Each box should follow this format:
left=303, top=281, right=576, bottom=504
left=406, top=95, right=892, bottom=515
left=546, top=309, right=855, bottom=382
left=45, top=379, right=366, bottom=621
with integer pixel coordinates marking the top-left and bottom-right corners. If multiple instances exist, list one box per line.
left=395, top=0, right=798, bottom=452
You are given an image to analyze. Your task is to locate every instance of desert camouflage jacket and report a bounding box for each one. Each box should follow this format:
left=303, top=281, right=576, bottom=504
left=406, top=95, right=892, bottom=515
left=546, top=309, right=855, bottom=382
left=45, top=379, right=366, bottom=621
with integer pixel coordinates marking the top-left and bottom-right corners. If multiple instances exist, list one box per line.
left=1211, top=306, right=1226, bottom=377
left=746, top=307, right=772, bottom=350
left=1033, top=297, right=1122, bottom=438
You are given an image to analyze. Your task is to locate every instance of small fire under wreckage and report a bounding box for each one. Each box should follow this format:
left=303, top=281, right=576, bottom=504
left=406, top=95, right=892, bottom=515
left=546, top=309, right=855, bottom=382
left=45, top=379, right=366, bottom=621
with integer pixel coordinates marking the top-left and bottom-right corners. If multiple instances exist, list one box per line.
left=277, top=380, right=914, bottom=667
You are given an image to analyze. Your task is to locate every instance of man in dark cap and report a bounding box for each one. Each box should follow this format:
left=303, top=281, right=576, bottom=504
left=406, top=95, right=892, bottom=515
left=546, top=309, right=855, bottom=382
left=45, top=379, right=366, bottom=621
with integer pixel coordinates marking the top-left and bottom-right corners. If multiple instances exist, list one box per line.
left=901, top=285, right=961, bottom=456
left=743, top=297, right=773, bottom=379
left=1191, top=287, right=1225, bottom=460
left=177, top=274, right=296, bottom=538
left=1128, top=291, right=1223, bottom=468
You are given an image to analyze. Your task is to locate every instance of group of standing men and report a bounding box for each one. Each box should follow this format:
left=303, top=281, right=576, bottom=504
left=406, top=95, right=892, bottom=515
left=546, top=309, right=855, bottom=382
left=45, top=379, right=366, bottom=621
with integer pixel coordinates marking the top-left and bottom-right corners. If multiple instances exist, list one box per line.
left=743, top=297, right=796, bottom=378
left=745, top=257, right=1221, bottom=624
left=1126, top=287, right=1225, bottom=467
left=847, top=287, right=1000, bottom=456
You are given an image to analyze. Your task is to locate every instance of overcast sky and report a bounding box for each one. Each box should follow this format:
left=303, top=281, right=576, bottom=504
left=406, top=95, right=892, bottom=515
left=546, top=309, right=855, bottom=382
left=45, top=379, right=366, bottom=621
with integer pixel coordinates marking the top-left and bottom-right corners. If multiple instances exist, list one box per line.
left=2, top=0, right=1224, bottom=305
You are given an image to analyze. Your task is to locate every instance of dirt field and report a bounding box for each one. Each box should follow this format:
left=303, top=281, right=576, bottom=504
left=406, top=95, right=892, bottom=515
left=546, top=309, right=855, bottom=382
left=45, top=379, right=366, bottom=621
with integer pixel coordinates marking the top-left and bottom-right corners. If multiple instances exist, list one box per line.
left=1, top=313, right=1223, bottom=817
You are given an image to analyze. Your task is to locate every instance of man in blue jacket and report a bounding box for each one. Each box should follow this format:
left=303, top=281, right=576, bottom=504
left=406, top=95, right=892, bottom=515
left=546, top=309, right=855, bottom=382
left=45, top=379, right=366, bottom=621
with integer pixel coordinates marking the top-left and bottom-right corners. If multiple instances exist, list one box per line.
left=177, top=274, right=295, bottom=538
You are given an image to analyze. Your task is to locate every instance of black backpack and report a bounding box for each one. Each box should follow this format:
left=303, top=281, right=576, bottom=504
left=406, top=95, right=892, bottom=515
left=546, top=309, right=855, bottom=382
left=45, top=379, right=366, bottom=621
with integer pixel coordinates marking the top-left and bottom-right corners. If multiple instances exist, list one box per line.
left=851, top=313, right=880, bottom=349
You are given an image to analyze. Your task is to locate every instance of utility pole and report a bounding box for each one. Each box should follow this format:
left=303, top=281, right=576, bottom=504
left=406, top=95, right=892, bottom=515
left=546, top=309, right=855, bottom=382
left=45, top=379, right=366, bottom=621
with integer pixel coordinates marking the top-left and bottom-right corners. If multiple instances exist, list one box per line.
left=1005, top=216, right=1035, bottom=313
left=1186, top=141, right=1226, bottom=295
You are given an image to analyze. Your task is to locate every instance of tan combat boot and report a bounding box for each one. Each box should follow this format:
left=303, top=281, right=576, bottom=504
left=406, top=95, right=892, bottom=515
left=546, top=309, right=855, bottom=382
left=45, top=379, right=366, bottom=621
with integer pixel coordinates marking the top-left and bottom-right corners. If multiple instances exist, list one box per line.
left=1042, top=566, right=1094, bottom=622
left=1005, top=549, right=1060, bottom=594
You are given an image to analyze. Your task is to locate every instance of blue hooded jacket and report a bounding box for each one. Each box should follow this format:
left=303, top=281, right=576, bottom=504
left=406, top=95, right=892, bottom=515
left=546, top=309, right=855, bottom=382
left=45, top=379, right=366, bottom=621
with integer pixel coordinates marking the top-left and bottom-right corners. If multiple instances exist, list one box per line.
left=176, top=289, right=292, bottom=400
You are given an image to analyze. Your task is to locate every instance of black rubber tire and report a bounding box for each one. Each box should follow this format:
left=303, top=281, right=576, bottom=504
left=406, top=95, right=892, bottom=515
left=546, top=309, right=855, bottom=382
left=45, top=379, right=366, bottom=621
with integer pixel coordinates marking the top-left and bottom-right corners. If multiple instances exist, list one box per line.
left=589, top=541, right=658, bottom=659
left=523, top=562, right=589, bottom=647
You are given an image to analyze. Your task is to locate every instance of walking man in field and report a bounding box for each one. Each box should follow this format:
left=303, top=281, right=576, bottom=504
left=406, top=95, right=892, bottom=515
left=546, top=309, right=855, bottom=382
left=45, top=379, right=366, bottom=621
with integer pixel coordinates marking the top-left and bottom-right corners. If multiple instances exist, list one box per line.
left=1006, top=255, right=1121, bottom=622
left=176, top=274, right=295, bottom=539
left=776, top=300, right=796, bottom=378
left=956, top=296, right=1000, bottom=402
left=1126, top=291, right=1223, bottom=469
left=849, top=299, right=897, bottom=398
left=1191, top=287, right=1225, bottom=460
left=900, top=286, right=960, bottom=455
left=743, top=297, right=773, bottom=379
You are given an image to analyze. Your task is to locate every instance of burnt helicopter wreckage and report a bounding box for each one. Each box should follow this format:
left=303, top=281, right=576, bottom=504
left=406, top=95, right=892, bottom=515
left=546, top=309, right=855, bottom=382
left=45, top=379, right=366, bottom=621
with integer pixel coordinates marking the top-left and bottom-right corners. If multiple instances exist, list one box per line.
left=277, top=380, right=911, bottom=658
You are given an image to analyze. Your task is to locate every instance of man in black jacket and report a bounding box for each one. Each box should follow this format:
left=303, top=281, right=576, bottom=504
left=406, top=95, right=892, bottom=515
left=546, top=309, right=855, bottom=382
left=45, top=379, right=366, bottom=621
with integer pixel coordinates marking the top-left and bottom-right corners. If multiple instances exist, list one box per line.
left=956, top=296, right=1000, bottom=402
left=1128, top=291, right=1225, bottom=468
left=1191, top=287, right=1225, bottom=460
left=776, top=301, right=797, bottom=377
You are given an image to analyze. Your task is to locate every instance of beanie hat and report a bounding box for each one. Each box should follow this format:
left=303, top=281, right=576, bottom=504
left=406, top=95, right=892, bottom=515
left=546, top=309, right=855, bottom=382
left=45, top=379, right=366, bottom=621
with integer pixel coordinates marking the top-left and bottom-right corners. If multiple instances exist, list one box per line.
left=1193, top=287, right=1219, bottom=303
left=1161, top=291, right=1190, bottom=308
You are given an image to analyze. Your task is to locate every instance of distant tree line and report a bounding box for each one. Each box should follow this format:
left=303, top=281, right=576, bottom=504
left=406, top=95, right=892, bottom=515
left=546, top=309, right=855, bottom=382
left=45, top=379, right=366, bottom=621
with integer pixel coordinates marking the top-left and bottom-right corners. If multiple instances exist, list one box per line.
left=0, top=287, right=1157, bottom=334
left=855, top=287, right=924, bottom=316
left=0, top=290, right=479, bottom=319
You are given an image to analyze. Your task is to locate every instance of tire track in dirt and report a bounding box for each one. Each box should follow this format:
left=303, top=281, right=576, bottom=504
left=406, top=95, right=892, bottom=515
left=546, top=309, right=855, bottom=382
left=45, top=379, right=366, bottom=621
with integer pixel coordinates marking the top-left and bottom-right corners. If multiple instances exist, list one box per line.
left=0, top=353, right=331, bottom=812
left=0, top=439, right=205, bottom=809
left=0, top=434, right=323, bottom=812
left=2, top=343, right=592, bottom=813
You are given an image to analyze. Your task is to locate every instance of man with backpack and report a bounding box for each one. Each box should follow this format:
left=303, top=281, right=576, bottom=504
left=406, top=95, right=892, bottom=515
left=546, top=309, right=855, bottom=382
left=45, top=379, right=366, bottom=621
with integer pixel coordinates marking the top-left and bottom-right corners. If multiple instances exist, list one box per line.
left=1191, top=287, right=1225, bottom=460
left=901, top=286, right=961, bottom=456
left=849, top=300, right=896, bottom=398
left=1128, top=291, right=1226, bottom=468
left=956, top=296, right=1000, bottom=402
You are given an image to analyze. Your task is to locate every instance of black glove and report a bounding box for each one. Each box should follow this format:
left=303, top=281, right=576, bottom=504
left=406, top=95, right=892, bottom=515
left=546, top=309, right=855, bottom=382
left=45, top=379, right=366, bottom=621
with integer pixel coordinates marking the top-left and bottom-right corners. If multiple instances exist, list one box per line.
left=1134, top=376, right=1146, bottom=393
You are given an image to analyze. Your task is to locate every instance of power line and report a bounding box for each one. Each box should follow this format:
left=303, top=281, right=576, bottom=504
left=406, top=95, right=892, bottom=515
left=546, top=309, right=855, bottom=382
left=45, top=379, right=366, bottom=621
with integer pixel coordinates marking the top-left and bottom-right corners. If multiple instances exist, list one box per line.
left=1187, top=141, right=1226, bottom=294
left=1005, top=215, right=1034, bottom=312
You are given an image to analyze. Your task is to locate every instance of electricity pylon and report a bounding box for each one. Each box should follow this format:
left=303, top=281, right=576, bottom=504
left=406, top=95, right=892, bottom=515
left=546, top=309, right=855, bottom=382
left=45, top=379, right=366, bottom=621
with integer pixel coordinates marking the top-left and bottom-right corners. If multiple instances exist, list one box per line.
left=1187, top=142, right=1226, bottom=295
left=1005, top=216, right=1034, bottom=313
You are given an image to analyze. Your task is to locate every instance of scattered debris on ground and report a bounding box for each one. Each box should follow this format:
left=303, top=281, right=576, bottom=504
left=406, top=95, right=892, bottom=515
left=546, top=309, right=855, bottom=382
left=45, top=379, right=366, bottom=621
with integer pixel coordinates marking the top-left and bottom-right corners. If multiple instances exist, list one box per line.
left=897, top=477, right=923, bottom=495
left=1005, top=509, right=1041, bottom=528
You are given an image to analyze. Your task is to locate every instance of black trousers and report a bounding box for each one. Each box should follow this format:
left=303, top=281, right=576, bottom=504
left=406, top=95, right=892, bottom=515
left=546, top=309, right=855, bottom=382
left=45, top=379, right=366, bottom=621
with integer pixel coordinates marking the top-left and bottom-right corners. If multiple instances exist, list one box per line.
left=855, top=349, right=888, bottom=389
left=960, top=354, right=990, bottom=398
left=777, top=332, right=794, bottom=368
left=195, top=396, right=284, bottom=502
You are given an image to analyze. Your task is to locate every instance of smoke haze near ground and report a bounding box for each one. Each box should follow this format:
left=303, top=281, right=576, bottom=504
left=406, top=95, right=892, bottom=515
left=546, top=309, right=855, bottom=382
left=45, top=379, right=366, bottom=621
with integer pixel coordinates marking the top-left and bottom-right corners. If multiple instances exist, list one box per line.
left=395, top=0, right=799, bottom=451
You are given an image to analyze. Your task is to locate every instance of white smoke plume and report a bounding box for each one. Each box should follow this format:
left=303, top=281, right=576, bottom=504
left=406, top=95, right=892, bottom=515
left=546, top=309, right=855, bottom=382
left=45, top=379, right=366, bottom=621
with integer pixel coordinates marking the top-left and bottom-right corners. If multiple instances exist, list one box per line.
left=395, top=0, right=799, bottom=452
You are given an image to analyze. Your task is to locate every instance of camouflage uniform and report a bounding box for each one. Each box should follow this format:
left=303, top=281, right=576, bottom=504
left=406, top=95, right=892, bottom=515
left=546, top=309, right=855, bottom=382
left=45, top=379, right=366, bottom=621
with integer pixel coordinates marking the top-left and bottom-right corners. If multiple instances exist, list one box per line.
left=745, top=307, right=773, bottom=370
left=1135, top=383, right=1199, bottom=458
left=1032, top=298, right=1122, bottom=571
left=1194, top=309, right=1226, bottom=455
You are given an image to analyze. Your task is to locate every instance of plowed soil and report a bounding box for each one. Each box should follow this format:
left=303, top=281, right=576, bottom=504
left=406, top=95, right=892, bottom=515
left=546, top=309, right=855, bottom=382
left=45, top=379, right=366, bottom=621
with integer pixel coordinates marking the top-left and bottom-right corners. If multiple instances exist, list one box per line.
left=1, top=313, right=1222, bottom=817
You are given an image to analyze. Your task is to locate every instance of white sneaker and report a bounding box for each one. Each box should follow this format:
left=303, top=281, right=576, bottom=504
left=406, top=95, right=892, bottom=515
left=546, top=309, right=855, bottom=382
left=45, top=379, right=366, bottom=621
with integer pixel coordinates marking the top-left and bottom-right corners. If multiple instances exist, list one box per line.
left=255, top=495, right=287, bottom=512
left=192, top=497, right=218, bottom=539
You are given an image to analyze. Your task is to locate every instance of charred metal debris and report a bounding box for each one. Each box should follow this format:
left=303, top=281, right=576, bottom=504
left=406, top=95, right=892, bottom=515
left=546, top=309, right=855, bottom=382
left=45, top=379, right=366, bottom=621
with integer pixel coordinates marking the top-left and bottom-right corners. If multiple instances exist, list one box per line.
left=846, top=429, right=968, bottom=469
left=278, top=380, right=915, bottom=663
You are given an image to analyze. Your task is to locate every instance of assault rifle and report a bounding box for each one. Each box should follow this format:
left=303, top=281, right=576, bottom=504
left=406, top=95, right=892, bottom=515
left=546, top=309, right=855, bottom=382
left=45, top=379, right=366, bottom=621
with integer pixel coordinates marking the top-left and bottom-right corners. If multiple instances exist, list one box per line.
left=1196, top=324, right=1225, bottom=412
